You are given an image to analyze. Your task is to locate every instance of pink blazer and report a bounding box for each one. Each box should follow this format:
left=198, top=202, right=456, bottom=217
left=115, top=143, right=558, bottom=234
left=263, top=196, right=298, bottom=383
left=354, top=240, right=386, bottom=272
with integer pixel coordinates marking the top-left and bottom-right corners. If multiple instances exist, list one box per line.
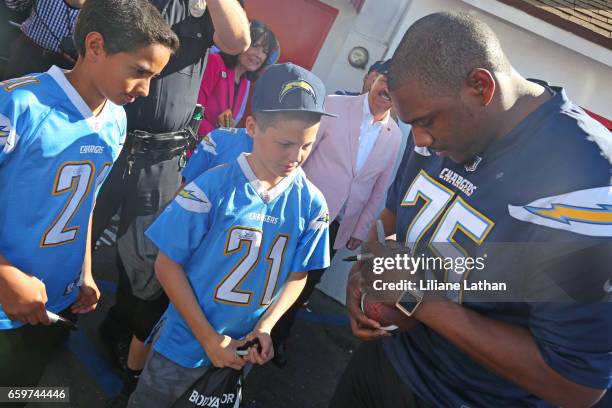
left=197, top=53, right=250, bottom=136
left=303, top=94, right=403, bottom=249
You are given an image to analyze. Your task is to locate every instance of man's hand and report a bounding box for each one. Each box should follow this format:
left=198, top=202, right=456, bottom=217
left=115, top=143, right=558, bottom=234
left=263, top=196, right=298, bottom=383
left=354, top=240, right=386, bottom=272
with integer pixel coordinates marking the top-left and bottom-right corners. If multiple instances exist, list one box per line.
left=71, top=275, right=100, bottom=314
left=346, top=237, right=363, bottom=251
left=0, top=271, right=49, bottom=325
left=202, top=334, right=247, bottom=370
left=360, top=240, right=411, bottom=304
left=346, top=262, right=391, bottom=341
left=216, top=109, right=234, bottom=128
left=243, top=328, right=274, bottom=365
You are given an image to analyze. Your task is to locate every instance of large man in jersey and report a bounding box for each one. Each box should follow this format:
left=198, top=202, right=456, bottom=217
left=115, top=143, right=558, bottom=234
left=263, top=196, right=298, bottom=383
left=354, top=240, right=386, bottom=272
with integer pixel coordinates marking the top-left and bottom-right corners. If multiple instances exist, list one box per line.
left=331, top=12, right=612, bottom=408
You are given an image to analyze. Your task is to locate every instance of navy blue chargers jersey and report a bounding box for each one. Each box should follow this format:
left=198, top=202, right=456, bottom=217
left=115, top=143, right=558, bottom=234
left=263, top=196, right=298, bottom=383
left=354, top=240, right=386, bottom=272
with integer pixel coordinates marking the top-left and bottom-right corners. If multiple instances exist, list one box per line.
left=383, top=84, right=612, bottom=407
left=0, top=67, right=126, bottom=329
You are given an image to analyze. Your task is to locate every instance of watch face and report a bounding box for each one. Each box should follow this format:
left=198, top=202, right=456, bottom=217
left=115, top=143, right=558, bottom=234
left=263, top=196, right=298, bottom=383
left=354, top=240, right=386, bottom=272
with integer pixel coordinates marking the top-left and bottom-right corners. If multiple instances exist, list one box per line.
left=395, top=289, right=422, bottom=316
left=349, top=47, right=369, bottom=68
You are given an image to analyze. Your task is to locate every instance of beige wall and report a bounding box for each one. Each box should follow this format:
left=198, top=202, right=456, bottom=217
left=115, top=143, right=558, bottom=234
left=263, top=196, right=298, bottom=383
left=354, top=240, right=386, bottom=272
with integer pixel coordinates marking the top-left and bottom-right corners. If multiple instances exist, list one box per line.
left=312, top=0, right=410, bottom=94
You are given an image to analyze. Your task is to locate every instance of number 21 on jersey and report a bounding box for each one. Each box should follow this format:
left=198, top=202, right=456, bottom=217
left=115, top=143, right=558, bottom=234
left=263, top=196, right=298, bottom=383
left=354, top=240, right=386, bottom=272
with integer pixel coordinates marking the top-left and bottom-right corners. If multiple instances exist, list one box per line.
left=40, top=161, right=111, bottom=247
left=215, top=226, right=289, bottom=306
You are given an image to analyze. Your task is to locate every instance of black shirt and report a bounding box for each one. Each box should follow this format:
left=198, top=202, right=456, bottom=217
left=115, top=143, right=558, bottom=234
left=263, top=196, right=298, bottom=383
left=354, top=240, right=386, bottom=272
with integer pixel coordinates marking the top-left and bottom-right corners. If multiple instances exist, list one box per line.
left=125, top=0, right=214, bottom=133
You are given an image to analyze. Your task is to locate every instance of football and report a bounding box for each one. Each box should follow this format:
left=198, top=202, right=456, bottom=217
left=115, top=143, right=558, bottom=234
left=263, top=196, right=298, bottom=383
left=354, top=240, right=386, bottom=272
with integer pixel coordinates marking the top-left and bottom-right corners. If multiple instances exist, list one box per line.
left=360, top=293, right=419, bottom=332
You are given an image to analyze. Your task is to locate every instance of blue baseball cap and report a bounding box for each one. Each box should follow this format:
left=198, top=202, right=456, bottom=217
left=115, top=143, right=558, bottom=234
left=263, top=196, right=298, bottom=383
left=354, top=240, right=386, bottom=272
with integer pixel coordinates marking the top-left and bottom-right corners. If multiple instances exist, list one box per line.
left=252, top=63, right=337, bottom=117
left=368, top=59, right=391, bottom=75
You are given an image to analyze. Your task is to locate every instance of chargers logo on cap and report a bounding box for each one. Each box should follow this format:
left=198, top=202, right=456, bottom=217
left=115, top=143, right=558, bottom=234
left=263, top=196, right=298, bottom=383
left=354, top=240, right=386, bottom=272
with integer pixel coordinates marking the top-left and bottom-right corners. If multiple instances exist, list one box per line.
left=279, top=80, right=317, bottom=104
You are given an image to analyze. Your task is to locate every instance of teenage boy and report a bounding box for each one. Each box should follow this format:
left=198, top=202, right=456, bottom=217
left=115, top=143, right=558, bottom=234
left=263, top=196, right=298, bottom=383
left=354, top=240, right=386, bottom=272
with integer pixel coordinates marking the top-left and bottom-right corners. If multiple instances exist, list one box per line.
left=129, top=63, right=335, bottom=407
left=0, top=0, right=178, bottom=390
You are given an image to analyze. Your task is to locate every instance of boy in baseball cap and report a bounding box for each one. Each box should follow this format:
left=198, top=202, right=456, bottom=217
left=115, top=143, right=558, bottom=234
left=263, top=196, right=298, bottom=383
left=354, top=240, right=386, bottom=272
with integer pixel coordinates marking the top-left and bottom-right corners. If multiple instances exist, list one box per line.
left=129, top=63, right=335, bottom=406
left=181, top=62, right=336, bottom=183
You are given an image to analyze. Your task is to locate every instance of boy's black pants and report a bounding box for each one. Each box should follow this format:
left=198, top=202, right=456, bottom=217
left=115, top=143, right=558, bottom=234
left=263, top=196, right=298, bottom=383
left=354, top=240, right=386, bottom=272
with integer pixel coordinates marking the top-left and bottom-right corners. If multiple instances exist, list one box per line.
left=0, top=308, right=75, bottom=407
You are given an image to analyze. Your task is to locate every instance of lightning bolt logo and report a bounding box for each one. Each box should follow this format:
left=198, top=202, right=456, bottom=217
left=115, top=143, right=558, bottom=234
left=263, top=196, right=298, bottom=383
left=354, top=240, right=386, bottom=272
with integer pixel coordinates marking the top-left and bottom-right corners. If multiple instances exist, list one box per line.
left=279, top=80, right=317, bottom=104
left=178, top=189, right=208, bottom=204
left=202, top=134, right=213, bottom=147
left=309, top=211, right=330, bottom=231
left=202, top=133, right=217, bottom=154
left=0, top=125, right=8, bottom=139
left=316, top=212, right=330, bottom=223
left=525, top=204, right=612, bottom=225
left=508, top=187, right=612, bottom=237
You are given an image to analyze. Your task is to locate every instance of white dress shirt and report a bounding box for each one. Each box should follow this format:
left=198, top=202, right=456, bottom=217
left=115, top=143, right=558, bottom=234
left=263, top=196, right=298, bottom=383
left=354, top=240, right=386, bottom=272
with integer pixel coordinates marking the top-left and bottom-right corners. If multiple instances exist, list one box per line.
left=355, top=94, right=389, bottom=172
left=337, top=94, right=390, bottom=222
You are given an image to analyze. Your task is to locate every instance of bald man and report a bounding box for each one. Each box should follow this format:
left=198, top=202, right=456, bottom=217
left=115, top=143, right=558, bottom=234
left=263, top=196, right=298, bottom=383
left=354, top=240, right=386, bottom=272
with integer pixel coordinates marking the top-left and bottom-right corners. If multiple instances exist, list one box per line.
left=332, top=12, right=612, bottom=408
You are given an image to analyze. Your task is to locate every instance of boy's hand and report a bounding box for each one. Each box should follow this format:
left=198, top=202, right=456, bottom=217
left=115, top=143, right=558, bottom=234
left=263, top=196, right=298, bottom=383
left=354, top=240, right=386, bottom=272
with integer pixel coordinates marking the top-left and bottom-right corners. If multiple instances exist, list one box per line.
left=71, top=275, right=100, bottom=314
left=0, top=272, right=50, bottom=325
left=242, top=328, right=274, bottom=365
left=203, top=334, right=246, bottom=370
left=216, top=109, right=234, bottom=128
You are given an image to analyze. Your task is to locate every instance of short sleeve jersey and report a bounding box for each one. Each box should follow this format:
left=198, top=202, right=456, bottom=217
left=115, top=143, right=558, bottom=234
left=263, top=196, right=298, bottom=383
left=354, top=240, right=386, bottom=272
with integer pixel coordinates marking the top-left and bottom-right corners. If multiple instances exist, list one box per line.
left=0, top=67, right=126, bottom=329
left=146, top=153, right=330, bottom=367
left=384, top=83, right=612, bottom=407
left=182, top=127, right=252, bottom=183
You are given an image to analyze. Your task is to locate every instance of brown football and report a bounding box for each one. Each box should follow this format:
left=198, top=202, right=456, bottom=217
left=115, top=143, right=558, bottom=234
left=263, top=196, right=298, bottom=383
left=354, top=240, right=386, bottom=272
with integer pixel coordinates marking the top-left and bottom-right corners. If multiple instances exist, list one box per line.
left=360, top=293, right=419, bottom=332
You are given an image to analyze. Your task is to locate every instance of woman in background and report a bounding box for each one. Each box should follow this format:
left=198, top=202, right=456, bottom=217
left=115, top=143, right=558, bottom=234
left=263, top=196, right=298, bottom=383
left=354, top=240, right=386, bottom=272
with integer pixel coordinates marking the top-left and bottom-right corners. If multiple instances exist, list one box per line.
left=198, top=20, right=279, bottom=135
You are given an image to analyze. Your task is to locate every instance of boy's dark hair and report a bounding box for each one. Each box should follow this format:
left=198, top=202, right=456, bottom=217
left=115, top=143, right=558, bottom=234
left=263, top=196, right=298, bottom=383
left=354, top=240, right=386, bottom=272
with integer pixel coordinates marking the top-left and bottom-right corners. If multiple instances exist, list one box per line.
left=252, top=111, right=321, bottom=131
left=74, top=0, right=179, bottom=56
left=220, top=20, right=279, bottom=81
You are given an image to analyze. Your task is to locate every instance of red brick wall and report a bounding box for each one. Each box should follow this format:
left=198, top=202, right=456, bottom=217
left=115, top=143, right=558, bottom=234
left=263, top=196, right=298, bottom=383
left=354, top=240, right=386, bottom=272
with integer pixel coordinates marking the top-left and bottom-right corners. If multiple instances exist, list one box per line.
left=498, top=0, right=612, bottom=49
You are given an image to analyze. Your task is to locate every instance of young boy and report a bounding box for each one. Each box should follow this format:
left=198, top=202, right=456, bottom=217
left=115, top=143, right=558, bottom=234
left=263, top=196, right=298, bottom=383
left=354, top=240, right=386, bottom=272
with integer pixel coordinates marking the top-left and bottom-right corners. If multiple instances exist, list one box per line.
left=0, top=0, right=178, bottom=389
left=129, top=63, right=336, bottom=406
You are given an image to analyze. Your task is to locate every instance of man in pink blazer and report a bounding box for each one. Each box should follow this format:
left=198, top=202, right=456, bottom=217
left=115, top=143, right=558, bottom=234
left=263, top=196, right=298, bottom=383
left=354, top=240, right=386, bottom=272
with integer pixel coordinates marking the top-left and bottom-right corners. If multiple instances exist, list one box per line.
left=272, top=60, right=403, bottom=366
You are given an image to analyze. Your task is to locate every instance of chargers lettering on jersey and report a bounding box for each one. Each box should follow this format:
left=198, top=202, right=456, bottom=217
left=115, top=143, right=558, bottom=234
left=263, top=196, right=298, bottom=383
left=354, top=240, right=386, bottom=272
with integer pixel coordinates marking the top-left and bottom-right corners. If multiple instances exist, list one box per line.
left=80, top=145, right=105, bottom=154
left=248, top=212, right=279, bottom=224
left=438, top=168, right=477, bottom=196
left=176, top=183, right=212, bottom=213
left=509, top=186, right=612, bottom=236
